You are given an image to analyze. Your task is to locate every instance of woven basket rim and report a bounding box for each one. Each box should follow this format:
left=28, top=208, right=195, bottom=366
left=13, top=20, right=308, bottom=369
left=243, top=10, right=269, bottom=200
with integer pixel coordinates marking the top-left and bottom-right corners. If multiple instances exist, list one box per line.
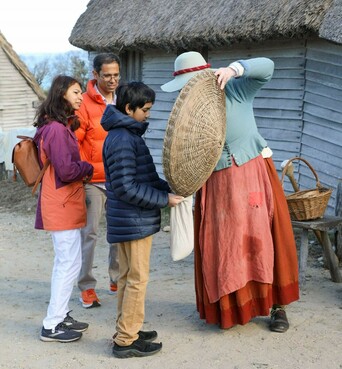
left=286, top=187, right=332, bottom=201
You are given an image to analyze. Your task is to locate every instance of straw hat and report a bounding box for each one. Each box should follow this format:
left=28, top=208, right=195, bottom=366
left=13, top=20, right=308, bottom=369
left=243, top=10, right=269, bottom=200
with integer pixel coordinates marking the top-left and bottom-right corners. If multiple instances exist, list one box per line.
left=163, top=69, right=226, bottom=197
left=161, top=51, right=212, bottom=92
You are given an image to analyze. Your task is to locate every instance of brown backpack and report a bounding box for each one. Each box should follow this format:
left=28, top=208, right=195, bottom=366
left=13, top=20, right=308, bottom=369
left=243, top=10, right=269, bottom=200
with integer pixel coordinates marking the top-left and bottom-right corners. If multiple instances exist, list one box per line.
left=12, top=135, right=50, bottom=195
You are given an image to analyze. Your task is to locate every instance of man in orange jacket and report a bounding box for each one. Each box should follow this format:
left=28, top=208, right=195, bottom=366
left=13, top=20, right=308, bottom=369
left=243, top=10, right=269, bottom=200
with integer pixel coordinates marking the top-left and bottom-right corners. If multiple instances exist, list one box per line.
left=75, top=53, right=121, bottom=308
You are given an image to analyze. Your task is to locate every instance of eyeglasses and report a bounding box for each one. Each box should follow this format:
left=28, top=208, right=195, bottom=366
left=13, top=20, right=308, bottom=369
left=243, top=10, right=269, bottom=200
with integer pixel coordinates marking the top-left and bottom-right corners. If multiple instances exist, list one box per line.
left=99, top=73, right=121, bottom=81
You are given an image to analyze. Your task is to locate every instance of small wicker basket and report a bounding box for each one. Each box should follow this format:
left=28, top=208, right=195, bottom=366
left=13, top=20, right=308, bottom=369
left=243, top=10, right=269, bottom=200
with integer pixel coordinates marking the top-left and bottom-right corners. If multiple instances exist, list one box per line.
left=281, top=157, right=332, bottom=221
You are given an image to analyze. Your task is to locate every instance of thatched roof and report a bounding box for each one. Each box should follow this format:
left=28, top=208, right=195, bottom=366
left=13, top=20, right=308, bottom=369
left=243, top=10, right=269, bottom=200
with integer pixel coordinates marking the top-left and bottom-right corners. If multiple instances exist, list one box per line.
left=320, top=0, right=342, bottom=44
left=69, top=0, right=341, bottom=52
left=0, top=32, right=45, bottom=100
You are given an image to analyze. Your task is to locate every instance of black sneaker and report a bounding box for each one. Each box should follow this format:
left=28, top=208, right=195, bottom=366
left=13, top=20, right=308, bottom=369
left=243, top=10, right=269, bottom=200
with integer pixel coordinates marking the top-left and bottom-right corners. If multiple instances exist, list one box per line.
left=40, top=323, right=82, bottom=342
left=63, top=311, right=89, bottom=332
left=112, top=338, right=162, bottom=358
left=138, top=330, right=158, bottom=342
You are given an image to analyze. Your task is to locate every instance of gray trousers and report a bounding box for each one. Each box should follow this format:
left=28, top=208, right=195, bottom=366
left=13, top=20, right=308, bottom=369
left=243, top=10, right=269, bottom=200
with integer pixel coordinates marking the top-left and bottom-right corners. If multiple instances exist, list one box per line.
left=78, top=183, right=119, bottom=291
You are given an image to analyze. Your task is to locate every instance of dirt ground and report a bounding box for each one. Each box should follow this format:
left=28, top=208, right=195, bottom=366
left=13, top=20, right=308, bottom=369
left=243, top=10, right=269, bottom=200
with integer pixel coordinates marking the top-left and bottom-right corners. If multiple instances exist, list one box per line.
left=0, top=178, right=341, bottom=369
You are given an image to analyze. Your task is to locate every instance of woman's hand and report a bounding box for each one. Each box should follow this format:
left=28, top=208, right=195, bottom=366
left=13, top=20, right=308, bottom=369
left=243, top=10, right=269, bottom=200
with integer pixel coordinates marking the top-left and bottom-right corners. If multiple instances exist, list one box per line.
left=83, top=173, right=93, bottom=183
left=215, top=67, right=236, bottom=90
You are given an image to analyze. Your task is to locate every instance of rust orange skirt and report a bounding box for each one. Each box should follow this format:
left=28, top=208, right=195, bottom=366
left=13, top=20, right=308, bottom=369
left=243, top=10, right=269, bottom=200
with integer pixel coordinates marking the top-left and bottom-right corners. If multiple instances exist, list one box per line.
left=194, top=157, right=299, bottom=329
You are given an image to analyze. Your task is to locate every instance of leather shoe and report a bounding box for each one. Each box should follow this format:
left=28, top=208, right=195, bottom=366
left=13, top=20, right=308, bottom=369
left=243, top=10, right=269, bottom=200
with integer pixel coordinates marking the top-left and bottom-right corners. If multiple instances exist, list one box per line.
left=269, top=308, right=289, bottom=333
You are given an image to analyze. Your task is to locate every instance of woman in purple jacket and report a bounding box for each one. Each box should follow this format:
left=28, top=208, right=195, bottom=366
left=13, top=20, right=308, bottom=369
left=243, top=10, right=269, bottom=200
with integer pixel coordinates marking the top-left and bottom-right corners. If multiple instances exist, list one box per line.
left=33, top=75, right=93, bottom=343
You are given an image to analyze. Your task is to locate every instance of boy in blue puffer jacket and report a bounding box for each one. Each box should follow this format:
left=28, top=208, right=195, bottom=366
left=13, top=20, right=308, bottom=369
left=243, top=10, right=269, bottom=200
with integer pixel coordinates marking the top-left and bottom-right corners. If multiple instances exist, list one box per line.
left=101, top=82, right=183, bottom=358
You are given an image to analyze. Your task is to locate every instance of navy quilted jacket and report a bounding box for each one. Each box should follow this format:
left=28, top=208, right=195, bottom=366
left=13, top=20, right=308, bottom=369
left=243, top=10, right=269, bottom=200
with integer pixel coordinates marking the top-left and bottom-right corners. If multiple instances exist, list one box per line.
left=101, top=105, right=170, bottom=243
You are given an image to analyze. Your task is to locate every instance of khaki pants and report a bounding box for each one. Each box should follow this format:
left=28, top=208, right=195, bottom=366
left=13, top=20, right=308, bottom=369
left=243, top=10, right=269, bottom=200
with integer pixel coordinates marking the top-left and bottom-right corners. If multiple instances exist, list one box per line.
left=78, top=184, right=119, bottom=291
left=114, top=236, right=153, bottom=346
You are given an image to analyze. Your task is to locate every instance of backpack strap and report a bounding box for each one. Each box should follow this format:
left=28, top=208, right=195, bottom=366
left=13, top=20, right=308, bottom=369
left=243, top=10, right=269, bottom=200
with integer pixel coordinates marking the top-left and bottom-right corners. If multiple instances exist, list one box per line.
left=16, top=135, right=33, bottom=140
left=31, top=159, right=50, bottom=195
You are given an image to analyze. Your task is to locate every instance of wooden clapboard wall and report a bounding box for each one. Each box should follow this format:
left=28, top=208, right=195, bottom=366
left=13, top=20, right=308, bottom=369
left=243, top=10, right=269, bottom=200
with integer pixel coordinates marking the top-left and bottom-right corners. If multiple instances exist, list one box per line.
left=210, top=40, right=305, bottom=175
left=142, top=51, right=178, bottom=177
left=91, top=38, right=342, bottom=214
left=299, top=39, right=342, bottom=212
left=0, top=46, right=42, bottom=131
left=143, top=41, right=307, bottom=185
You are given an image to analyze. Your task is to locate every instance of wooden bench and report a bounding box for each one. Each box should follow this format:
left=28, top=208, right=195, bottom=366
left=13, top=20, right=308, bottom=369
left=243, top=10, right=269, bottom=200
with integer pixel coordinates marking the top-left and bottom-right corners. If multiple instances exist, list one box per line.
left=291, top=216, right=342, bottom=287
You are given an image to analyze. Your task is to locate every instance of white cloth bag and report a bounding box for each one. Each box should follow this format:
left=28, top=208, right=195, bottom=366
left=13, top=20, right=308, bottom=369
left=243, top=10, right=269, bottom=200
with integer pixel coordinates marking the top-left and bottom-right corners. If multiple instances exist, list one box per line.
left=170, top=195, right=194, bottom=261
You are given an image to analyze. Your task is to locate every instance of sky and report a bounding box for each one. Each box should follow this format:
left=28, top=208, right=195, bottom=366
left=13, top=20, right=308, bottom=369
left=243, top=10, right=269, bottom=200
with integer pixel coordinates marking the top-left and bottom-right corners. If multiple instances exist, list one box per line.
left=0, top=0, right=89, bottom=55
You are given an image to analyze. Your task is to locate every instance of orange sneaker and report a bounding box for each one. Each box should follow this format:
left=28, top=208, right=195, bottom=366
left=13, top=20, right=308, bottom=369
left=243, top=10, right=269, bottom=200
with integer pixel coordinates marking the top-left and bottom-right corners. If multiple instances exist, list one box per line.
left=80, top=289, right=101, bottom=308
left=109, top=283, right=118, bottom=295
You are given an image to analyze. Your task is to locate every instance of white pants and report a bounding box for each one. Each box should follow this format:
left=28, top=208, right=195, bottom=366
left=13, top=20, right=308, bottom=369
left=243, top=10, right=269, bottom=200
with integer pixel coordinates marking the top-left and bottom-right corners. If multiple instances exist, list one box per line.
left=43, top=229, right=82, bottom=330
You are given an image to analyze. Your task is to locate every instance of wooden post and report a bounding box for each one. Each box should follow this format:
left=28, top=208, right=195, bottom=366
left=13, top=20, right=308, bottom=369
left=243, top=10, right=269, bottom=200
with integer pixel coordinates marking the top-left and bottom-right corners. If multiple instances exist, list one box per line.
left=0, top=162, right=7, bottom=181
left=299, top=228, right=309, bottom=288
left=321, top=231, right=342, bottom=282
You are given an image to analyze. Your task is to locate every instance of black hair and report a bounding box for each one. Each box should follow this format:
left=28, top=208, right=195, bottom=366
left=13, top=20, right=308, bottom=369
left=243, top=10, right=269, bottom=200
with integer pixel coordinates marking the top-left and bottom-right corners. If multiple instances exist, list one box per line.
left=93, top=53, right=121, bottom=73
left=115, top=82, right=156, bottom=114
left=33, top=75, right=82, bottom=131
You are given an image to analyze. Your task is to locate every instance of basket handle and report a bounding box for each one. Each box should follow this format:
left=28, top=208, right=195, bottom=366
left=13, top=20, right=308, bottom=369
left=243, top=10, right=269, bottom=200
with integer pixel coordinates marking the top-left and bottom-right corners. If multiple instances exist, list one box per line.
left=281, top=156, right=323, bottom=190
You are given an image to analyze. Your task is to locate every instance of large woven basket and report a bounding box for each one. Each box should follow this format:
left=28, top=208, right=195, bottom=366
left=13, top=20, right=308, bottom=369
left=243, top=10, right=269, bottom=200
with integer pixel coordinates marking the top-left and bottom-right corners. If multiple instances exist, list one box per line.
left=162, top=69, right=226, bottom=197
left=281, top=157, right=332, bottom=221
